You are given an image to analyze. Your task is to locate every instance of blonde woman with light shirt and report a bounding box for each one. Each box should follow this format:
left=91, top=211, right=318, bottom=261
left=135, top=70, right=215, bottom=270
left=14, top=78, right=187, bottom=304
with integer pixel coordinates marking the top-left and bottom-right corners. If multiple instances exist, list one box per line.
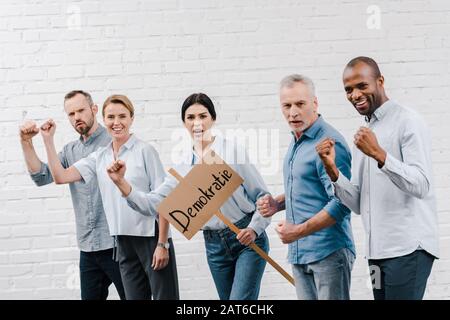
left=40, top=94, right=179, bottom=300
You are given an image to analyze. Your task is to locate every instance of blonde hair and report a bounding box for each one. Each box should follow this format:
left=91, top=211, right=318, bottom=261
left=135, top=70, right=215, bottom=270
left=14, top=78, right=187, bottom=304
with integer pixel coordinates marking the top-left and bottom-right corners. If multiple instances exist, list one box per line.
left=102, top=94, right=134, bottom=118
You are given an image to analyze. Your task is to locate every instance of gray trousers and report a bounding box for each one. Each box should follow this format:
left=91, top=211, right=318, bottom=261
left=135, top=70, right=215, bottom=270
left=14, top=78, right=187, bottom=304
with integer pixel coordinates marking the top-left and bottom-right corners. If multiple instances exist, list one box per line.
left=117, top=235, right=179, bottom=300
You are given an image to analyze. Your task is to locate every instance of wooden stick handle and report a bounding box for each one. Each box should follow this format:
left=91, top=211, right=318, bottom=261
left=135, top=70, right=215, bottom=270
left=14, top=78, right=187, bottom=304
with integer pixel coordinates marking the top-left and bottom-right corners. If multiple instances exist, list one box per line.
left=214, top=210, right=294, bottom=286
left=168, top=168, right=295, bottom=286
left=168, top=168, right=184, bottom=181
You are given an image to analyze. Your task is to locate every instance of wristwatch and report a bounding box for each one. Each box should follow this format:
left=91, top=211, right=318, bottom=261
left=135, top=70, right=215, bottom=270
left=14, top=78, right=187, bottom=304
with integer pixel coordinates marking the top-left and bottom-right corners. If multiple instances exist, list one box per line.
left=157, top=242, right=170, bottom=249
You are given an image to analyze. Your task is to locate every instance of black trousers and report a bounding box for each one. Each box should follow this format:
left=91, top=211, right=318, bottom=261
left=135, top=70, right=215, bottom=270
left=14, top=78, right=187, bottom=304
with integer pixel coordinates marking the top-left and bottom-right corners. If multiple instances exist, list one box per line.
left=368, top=249, right=435, bottom=300
left=79, top=248, right=126, bottom=300
left=117, top=235, right=179, bottom=300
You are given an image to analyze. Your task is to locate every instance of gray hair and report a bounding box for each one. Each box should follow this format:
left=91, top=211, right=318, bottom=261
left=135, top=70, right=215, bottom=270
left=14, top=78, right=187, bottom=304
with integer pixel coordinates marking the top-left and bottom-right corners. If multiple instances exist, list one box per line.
left=280, top=74, right=316, bottom=96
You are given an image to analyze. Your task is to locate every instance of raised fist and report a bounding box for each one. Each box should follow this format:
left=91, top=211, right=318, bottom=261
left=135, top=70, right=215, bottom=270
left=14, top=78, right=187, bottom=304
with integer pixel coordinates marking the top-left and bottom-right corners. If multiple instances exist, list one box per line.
left=106, top=160, right=127, bottom=183
left=19, top=120, right=39, bottom=142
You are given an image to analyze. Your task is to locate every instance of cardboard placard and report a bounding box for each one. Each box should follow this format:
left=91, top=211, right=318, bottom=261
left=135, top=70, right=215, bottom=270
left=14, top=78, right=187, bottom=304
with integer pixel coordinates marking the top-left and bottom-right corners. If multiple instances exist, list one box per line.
left=157, top=159, right=244, bottom=240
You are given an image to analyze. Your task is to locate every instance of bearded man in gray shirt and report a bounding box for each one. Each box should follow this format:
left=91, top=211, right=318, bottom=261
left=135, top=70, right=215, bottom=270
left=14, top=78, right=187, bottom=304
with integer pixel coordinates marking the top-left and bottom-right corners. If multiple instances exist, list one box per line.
left=19, top=90, right=125, bottom=300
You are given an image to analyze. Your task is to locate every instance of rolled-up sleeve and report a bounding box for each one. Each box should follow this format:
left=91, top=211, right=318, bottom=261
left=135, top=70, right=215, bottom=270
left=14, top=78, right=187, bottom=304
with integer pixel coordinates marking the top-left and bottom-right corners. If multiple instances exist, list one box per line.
left=30, top=150, right=67, bottom=186
left=73, top=151, right=97, bottom=184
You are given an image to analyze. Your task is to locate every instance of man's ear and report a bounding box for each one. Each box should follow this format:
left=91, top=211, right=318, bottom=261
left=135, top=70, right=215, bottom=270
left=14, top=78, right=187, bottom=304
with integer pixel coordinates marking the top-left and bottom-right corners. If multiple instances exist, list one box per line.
left=313, top=96, right=319, bottom=112
left=377, top=75, right=385, bottom=87
left=91, top=104, right=99, bottom=115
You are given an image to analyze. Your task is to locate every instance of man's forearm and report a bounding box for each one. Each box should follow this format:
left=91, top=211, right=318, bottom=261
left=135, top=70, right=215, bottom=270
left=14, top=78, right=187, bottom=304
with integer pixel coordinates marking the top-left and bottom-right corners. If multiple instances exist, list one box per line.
left=300, top=210, right=336, bottom=238
left=21, top=139, right=43, bottom=173
left=372, top=148, right=387, bottom=168
left=324, top=162, right=339, bottom=182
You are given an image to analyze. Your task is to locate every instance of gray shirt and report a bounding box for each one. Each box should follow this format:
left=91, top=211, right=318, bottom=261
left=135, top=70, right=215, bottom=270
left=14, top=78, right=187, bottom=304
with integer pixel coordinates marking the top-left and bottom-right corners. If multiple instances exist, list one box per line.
left=333, top=100, right=440, bottom=260
left=30, top=125, right=113, bottom=252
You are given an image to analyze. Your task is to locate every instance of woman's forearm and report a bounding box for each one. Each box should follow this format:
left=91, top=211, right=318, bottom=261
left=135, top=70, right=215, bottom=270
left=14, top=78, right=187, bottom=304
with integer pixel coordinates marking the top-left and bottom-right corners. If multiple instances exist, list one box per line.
left=43, top=138, right=65, bottom=183
left=158, top=215, right=170, bottom=243
left=43, top=138, right=80, bottom=184
left=114, top=177, right=132, bottom=197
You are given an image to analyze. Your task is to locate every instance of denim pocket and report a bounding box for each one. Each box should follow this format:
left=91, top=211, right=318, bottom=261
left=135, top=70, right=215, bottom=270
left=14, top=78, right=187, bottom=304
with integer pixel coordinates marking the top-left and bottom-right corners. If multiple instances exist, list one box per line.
left=254, top=231, right=269, bottom=253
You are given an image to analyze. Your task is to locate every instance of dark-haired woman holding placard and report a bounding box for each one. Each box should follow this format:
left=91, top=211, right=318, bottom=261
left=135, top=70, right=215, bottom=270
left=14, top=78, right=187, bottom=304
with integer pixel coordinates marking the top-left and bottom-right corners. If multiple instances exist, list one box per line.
left=108, top=93, right=272, bottom=300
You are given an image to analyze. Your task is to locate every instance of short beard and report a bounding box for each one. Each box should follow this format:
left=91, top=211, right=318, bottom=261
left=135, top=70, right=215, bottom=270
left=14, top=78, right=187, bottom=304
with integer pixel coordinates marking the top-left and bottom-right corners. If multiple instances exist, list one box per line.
left=292, top=121, right=310, bottom=136
left=75, top=108, right=95, bottom=136
left=76, top=124, right=92, bottom=135
left=354, top=95, right=375, bottom=116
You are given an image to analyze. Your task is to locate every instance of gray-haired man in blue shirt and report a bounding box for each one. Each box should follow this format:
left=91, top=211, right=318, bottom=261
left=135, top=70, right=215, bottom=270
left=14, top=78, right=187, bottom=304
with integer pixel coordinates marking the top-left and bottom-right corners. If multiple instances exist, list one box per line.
left=19, top=90, right=125, bottom=300
left=257, top=75, right=355, bottom=300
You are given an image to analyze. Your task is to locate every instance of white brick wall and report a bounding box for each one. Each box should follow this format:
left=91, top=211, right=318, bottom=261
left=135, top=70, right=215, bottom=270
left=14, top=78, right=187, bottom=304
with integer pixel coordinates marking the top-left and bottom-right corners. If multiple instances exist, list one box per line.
left=1, top=0, right=449, bottom=300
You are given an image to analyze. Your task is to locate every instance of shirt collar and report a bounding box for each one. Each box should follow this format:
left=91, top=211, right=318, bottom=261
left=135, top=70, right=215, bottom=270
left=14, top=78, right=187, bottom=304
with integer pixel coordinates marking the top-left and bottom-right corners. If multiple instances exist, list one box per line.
left=79, top=125, right=106, bottom=145
left=121, top=134, right=137, bottom=150
left=370, top=99, right=396, bottom=122
left=291, top=114, right=324, bottom=141
left=177, top=130, right=226, bottom=165
left=106, top=133, right=137, bottom=151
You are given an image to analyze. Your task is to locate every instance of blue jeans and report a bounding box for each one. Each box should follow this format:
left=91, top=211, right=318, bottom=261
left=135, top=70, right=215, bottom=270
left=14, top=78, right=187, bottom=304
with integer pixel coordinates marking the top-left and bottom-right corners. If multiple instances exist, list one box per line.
left=292, top=247, right=354, bottom=300
left=79, top=248, right=126, bottom=300
left=203, top=215, right=269, bottom=300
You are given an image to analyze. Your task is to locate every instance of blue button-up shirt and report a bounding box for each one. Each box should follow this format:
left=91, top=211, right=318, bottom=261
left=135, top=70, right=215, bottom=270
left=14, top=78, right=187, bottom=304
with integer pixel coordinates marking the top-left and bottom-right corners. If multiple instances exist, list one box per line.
left=30, top=125, right=113, bottom=252
left=283, top=115, right=355, bottom=264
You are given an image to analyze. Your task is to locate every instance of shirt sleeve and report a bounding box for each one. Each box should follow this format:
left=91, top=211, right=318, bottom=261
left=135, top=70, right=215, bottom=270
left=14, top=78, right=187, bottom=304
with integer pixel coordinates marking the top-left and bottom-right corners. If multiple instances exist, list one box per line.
left=333, top=144, right=362, bottom=215
left=125, top=143, right=178, bottom=216
left=232, top=149, right=271, bottom=236
left=379, top=116, right=432, bottom=199
left=30, top=149, right=67, bottom=186
left=125, top=175, right=178, bottom=216
left=72, top=151, right=98, bottom=184
left=317, top=139, right=352, bottom=222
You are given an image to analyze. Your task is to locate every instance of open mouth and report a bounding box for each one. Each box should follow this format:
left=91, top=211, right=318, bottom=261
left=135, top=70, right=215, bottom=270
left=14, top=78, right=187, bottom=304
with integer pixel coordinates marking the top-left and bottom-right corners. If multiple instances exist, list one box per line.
left=112, top=127, right=124, bottom=134
left=289, top=121, right=304, bottom=127
left=354, top=98, right=369, bottom=110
